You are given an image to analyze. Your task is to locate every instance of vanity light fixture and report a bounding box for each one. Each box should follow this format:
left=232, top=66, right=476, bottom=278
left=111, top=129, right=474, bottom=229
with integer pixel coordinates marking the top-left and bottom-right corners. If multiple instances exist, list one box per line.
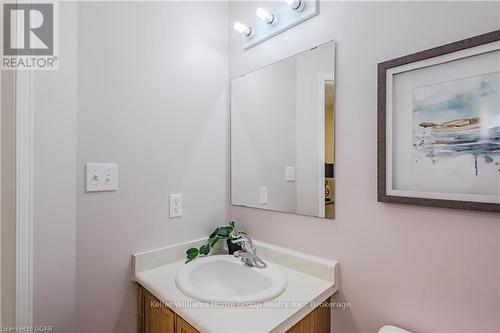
left=256, top=8, right=275, bottom=25
left=284, top=0, right=305, bottom=12
left=233, top=22, right=252, bottom=37
left=236, top=0, right=317, bottom=49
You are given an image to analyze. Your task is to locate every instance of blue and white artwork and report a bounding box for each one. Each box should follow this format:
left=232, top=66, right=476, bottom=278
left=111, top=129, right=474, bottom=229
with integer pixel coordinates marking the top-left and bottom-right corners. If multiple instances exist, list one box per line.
left=413, top=72, right=500, bottom=176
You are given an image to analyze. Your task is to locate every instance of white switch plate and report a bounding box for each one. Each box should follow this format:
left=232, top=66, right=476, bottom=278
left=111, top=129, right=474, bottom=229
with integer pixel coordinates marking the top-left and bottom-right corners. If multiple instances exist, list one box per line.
left=259, top=187, right=268, bottom=205
left=169, top=194, right=183, bottom=218
left=85, top=163, right=118, bottom=192
left=285, top=166, right=296, bottom=182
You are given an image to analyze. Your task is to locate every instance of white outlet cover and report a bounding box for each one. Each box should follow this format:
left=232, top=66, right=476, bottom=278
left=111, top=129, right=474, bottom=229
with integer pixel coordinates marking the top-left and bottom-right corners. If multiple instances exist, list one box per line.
left=285, top=166, right=296, bottom=182
left=169, top=194, right=183, bottom=218
left=259, top=187, right=268, bottom=205
left=85, top=163, right=118, bottom=192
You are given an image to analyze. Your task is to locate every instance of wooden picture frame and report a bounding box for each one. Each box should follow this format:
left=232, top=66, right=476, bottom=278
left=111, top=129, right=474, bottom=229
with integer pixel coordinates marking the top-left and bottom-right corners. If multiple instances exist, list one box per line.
left=378, top=30, right=500, bottom=213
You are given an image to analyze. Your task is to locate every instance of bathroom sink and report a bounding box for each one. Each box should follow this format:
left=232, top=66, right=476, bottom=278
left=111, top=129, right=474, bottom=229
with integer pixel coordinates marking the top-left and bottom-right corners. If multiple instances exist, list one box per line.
left=175, top=255, right=287, bottom=304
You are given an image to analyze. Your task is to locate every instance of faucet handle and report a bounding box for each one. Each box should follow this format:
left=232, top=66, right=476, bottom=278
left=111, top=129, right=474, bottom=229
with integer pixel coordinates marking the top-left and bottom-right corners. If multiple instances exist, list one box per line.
left=232, top=236, right=255, bottom=253
left=232, top=236, right=250, bottom=244
left=233, top=250, right=267, bottom=269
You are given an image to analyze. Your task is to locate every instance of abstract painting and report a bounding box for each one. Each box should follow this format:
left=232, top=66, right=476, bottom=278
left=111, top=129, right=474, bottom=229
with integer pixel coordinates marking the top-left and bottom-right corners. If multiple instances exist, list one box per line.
left=378, top=30, right=500, bottom=212
left=412, top=72, right=500, bottom=177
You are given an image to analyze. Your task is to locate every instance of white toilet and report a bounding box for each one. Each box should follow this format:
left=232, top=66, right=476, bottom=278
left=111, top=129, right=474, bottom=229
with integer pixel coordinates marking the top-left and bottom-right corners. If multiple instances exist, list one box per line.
left=378, top=325, right=412, bottom=333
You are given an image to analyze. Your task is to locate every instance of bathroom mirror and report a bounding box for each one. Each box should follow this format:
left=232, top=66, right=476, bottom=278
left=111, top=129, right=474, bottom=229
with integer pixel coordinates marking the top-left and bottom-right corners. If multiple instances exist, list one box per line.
left=230, top=41, right=335, bottom=219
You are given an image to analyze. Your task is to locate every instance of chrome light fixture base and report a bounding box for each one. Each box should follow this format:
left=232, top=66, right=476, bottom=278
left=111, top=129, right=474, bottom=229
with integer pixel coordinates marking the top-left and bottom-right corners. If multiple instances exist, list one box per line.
left=239, top=0, right=318, bottom=50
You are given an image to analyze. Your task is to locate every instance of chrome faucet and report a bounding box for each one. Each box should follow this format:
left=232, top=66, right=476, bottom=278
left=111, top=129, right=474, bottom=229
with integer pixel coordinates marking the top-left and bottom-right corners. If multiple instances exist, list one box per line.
left=232, top=234, right=267, bottom=269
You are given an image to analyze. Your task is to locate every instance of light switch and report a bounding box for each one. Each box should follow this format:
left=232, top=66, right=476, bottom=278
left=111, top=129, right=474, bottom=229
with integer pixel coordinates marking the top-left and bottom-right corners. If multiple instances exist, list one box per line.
left=259, top=187, right=268, bottom=204
left=285, top=166, right=296, bottom=182
left=85, top=163, right=118, bottom=192
left=169, top=194, right=183, bottom=218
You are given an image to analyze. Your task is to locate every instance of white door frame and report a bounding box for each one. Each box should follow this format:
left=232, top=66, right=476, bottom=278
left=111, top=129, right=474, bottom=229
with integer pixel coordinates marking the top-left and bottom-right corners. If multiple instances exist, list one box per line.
left=15, top=70, right=34, bottom=329
left=0, top=54, right=2, bottom=326
left=317, top=73, right=334, bottom=218
left=12, top=3, right=34, bottom=327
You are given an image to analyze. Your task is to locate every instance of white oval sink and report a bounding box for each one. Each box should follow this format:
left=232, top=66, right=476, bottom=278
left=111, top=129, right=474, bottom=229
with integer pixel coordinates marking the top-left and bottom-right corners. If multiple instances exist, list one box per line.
left=175, top=255, right=287, bottom=304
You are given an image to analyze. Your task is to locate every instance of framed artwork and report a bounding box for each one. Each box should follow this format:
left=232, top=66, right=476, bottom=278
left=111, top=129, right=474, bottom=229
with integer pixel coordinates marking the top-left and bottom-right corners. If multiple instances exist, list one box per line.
left=378, top=30, right=500, bottom=213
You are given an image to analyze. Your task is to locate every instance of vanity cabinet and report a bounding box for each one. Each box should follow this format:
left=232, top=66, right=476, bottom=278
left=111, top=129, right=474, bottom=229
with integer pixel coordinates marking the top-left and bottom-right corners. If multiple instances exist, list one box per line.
left=139, top=286, right=197, bottom=333
left=138, top=285, right=331, bottom=333
left=286, top=301, right=330, bottom=333
left=175, top=317, right=198, bottom=333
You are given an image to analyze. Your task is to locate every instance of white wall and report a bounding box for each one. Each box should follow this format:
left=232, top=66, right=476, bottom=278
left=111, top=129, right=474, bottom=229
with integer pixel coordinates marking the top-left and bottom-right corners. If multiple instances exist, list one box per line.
left=229, top=1, right=500, bottom=333
left=32, top=3, right=77, bottom=331
left=75, top=2, right=228, bottom=332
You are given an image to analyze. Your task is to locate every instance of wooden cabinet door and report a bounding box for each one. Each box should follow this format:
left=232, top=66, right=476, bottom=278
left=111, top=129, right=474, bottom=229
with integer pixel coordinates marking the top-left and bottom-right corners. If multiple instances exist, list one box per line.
left=286, top=299, right=331, bottom=333
left=176, top=316, right=199, bottom=333
left=139, top=286, right=175, bottom=333
left=149, top=305, right=174, bottom=333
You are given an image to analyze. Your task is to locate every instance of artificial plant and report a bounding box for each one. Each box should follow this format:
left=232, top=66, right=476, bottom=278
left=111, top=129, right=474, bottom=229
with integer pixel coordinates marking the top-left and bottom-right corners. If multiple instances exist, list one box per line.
left=185, top=221, right=240, bottom=263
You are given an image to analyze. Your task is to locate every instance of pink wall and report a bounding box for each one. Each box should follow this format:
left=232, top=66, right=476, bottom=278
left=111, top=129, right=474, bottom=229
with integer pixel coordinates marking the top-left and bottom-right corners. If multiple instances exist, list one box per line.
left=75, top=2, right=228, bottom=332
left=228, top=2, right=500, bottom=332
left=33, top=3, right=77, bottom=331
left=30, top=2, right=499, bottom=332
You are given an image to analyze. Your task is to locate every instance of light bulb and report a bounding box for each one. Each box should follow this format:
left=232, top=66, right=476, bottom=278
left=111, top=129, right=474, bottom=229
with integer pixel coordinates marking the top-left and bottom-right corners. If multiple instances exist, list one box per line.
left=256, top=7, right=275, bottom=24
left=233, top=22, right=252, bottom=37
left=284, top=0, right=303, bottom=11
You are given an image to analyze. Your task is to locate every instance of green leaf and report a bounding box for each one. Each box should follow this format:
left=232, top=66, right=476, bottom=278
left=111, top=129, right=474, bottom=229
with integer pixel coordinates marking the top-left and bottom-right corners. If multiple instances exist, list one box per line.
left=228, top=221, right=237, bottom=238
left=215, top=227, right=230, bottom=238
left=209, top=229, right=217, bottom=239
left=185, top=258, right=195, bottom=264
left=225, top=226, right=233, bottom=234
left=186, top=247, right=198, bottom=260
left=199, top=244, right=210, bottom=256
left=209, top=235, right=220, bottom=248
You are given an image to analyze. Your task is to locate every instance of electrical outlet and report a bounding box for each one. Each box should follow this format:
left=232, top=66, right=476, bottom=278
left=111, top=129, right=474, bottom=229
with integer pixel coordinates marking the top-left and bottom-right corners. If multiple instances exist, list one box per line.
left=259, top=187, right=268, bottom=204
left=169, top=194, right=183, bottom=218
left=285, top=166, right=296, bottom=182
